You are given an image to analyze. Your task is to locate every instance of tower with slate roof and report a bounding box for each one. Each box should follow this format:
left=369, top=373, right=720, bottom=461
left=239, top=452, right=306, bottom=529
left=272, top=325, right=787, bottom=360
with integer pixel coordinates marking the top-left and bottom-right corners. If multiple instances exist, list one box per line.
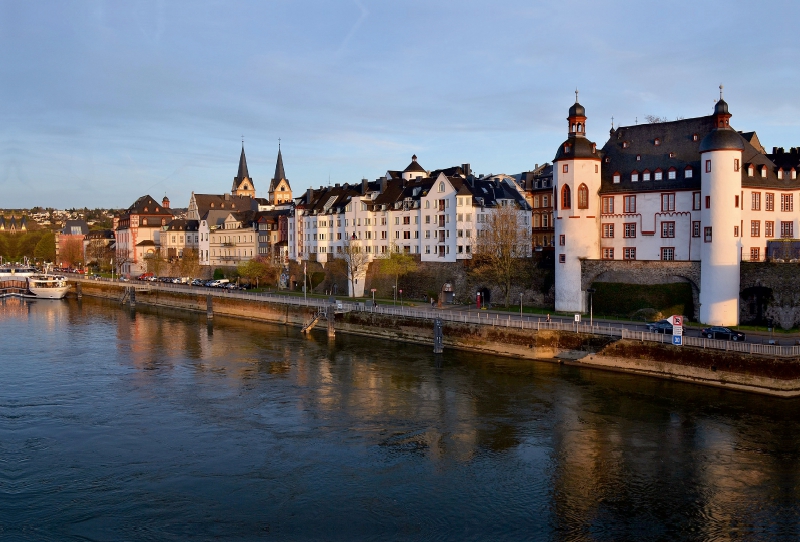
left=554, top=93, right=602, bottom=313
left=232, top=144, right=256, bottom=198
left=267, top=145, right=292, bottom=205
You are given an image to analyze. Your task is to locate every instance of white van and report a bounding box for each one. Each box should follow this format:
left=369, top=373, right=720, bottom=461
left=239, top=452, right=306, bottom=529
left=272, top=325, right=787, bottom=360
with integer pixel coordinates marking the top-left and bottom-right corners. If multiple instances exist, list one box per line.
left=210, top=279, right=230, bottom=287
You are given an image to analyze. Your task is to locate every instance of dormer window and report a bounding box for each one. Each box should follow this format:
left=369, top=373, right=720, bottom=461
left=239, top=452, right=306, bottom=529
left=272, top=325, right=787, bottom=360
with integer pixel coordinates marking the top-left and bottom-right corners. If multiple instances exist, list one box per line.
left=669, top=152, right=675, bottom=158
left=636, top=155, right=641, bottom=161
left=654, top=168, right=663, bottom=181
left=654, top=138, right=661, bottom=146
left=613, top=172, right=621, bottom=183
left=211, top=203, right=215, bottom=207
left=591, top=143, right=596, bottom=153
left=643, top=170, right=651, bottom=182
left=761, top=165, right=768, bottom=177
left=668, top=167, right=677, bottom=180
left=631, top=170, right=639, bottom=182
left=792, top=168, right=797, bottom=180
left=605, top=157, right=610, bottom=163
left=747, top=164, right=754, bottom=177
left=564, top=143, right=571, bottom=154
left=144, top=207, right=148, bottom=212
left=623, top=141, right=629, bottom=149
left=778, top=168, right=784, bottom=180
left=692, top=134, right=699, bottom=141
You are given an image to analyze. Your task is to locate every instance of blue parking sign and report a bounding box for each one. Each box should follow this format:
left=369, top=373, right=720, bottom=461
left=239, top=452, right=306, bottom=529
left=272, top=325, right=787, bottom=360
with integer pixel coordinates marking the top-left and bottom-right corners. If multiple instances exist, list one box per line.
left=672, top=335, right=683, bottom=346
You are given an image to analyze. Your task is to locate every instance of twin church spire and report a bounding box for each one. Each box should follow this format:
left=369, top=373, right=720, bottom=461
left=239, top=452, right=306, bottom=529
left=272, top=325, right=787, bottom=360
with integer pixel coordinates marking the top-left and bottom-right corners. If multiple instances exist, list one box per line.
left=231, top=142, right=292, bottom=204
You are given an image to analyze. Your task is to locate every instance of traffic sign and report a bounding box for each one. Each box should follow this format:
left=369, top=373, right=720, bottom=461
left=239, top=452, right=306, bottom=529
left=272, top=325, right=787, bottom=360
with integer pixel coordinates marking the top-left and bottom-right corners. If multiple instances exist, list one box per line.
left=574, top=314, right=581, bottom=323
left=370, top=289, right=376, bottom=293
left=672, top=335, right=683, bottom=346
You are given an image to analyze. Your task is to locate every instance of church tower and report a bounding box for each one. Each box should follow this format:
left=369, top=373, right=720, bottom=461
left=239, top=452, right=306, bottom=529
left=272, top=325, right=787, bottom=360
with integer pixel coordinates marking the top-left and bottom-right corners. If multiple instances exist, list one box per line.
left=232, top=144, right=256, bottom=198
left=698, top=89, right=743, bottom=325
left=268, top=145, right=292, bottom=205
left=553, top=93, right=602, bottom=313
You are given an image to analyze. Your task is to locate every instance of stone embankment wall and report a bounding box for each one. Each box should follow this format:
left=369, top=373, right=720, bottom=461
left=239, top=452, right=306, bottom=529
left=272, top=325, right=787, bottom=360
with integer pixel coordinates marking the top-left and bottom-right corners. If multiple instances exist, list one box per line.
left=75, top=281, right=800, bottom=397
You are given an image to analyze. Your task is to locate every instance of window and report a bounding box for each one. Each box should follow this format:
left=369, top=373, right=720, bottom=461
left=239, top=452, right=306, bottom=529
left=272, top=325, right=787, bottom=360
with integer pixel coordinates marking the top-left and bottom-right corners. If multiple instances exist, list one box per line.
left=685, top=166, right=693, bottom=178
left=668, top=168, right=676, bottom=180
left=564, top=143, right=571, bottom=153
left=438, top=181, right=445, bottom=192
left=761, top=165, right=768, bottom=177
left=559, top=234, right=565, bottom=246
left=561, top=185, right=571, bottom=209
left=661, top=221, right=675, bottom=238
left=734, top=159, right=740, bottom=172
left=750, top=248, right=760, bottom=261
left=735, top=195, right=739, bottom=208
left=624, top=223, right=636, bottom=238
left=752, top=192, right=761, bottom=210
left=661, top=247, right=675, bottom=261
left=691, top=192, right=700, bottom=210
left=562, top=164, right=569, bottom=173
left=692, top=221, right=700, bottom=237
left=749, top=220, right=760, bottom=237
left=624, top=248, right=636, bottom=260
left=655, top=169, right=663, bottom=181
left=636, top=154, right=641, bottom=161
left=704, top=227, right=712, bottom=242
left=613, top=172, right=621, bottom=183
left=602, top=196, right=614, bottom=214
left=643, top=170, right=651, bottom=181
left=661, top=193, right=675, bottom=212
left=631, top=171, right=639, bottom=182
left=705, top=196, right=711, bottom=209
left=781, top=194, right=794, bottom=212
left=778, top=168, right=784, bottom=180
left=624, top=195, right=636, bottom=214
left=781, top=221, right=794, bottom=238
left=693, top=134, right=698, bottom=141
left=578, top=184, right=589, bottom=208
left=705, top=160, right=711, bottom=173
left=602, top=223, right=614, bottom=238
left=654, top=138, right=661, bottom=146
left=766, top=193, right=775, bottom=211
left=602, top=248, right=614, bottom=260
left=403, top=231, right=410, bottom=239
left=623, top=141, right=629, bottom=148
left=734, top=225, right=739, bottom=237
left=766, top=221, right=775, bottom=238
left=559, top=254, right=566, bottom=263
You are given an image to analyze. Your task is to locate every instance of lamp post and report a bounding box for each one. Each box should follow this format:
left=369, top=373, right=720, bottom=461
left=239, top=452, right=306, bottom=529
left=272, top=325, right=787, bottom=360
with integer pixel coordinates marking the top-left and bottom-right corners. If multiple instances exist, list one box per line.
left=303, top=262, right=307, bottom=302
left=392, top=285, right=396, bottom=306
left=587, top=287, right=596, bottom=327
left=111, top=258, right=114, bottom=282
left=400, top=289, right=403, bottom=307
left=520, top=292, right=523, bottom=319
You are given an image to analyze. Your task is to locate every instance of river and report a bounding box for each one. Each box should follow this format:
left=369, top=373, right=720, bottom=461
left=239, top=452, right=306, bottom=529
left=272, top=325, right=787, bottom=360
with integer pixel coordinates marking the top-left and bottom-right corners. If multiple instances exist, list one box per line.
left=2, top=297, right=799, bottom=540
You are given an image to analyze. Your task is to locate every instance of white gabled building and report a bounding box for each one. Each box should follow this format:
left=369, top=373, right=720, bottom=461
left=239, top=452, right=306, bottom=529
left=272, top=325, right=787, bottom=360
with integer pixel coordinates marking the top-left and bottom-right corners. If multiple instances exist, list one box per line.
left=289, top=156, right=532, bottom=295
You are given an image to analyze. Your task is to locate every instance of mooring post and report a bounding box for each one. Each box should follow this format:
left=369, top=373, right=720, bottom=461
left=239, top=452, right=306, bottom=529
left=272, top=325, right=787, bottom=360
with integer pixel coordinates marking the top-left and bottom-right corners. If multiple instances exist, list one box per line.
left=434, top=317, right=444, bottom=354
left=327, top=305, right=336, bottom=338
left=76, top=282, right=82, bottom=299
left=207, top=294, right=213, bottom=320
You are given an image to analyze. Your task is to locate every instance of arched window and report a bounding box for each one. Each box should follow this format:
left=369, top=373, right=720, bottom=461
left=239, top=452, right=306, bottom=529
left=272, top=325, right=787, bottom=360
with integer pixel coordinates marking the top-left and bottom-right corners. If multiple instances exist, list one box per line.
left=438, top=181, right=445, bottom=192
left=577, top=184, right=589, bottom=209
left=577, top=122, right=583, bottom=133
left=561, top=185, right=571, bottom=210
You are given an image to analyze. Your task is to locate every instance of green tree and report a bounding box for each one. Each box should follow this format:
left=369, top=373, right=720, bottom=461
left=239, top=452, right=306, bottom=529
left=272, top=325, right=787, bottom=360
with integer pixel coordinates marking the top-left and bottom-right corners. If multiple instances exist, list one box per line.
left=34, top=232, right=56, bottom=262
left=237, top=256, right=278, bottom=288
left=378, top=244, right=419, bottom=300
left=213, top=268, right=225, bottom=280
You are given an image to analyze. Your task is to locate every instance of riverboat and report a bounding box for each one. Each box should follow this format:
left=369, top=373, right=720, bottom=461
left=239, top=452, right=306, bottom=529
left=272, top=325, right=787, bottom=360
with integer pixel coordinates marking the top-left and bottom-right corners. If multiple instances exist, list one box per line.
left=0, top=266, right=69, bottom=299
left=27, top=274, right=70, bottom=299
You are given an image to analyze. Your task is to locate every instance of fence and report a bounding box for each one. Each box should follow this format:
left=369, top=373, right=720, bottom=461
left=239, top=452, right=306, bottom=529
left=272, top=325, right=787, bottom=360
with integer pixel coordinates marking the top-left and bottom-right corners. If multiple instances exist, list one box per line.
left=72, top=277, right=800, bottom=358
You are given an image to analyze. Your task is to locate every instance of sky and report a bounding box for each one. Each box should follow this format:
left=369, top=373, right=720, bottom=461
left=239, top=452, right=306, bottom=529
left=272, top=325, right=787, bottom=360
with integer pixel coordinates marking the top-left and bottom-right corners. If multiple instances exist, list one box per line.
left=2, top=0, right=800, bottom=209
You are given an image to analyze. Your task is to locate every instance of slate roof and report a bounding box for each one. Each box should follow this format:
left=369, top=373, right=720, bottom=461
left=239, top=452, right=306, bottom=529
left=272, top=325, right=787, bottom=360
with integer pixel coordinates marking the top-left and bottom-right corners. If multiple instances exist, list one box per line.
left=124, top=195, right=174, bottom=216
left=403, top=155, right=427, bottom=174
left=85, top=229, right=115, bottom=240
left=61, top=220, right=89, bottom=236
left=268, top=148, right=289, bottom=193
left=165, top=219, right=199, bottom=232
left=193, top=194, right=256, bottom=216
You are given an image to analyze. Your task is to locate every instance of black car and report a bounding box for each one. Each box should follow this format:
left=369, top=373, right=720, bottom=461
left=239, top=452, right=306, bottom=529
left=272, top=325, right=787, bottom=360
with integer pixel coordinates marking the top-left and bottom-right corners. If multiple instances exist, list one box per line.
left=646, top=319, right=674, bottom=334
left=701, top=326, right=746, bottom=341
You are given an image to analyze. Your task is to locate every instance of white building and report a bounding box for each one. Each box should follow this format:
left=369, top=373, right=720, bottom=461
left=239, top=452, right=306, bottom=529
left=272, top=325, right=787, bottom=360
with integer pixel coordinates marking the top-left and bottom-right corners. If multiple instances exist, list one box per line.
left=554, top=90, right=800, bottom=326
left=289, top=156, right=531, bottom=296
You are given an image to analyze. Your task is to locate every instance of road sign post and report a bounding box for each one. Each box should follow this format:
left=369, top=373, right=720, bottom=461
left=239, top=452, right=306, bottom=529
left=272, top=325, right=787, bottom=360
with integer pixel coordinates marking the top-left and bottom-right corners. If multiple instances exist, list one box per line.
left=669, top=315, right=683, bottom=346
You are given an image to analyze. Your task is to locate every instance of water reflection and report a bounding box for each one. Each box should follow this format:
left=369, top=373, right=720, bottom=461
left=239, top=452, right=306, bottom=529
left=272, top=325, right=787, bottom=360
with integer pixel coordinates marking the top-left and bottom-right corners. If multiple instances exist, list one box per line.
left=2, top=297, right=800, bottom=540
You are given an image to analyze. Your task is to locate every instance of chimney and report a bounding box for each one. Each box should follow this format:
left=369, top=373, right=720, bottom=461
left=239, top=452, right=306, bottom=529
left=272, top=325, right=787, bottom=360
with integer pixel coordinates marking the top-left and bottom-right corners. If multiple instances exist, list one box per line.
left=335, top=183, right=340, bottom=188
left=362, top=178, right=369, bottom=194
left=380, top=177, right=387, bottom=193
left=461, top=163, right=471, bottom=176
left=162, top=196, right=170, bottom=209
left=224, top=193, right=231, bottom=201
left=307, top=188, right=314, bottom=203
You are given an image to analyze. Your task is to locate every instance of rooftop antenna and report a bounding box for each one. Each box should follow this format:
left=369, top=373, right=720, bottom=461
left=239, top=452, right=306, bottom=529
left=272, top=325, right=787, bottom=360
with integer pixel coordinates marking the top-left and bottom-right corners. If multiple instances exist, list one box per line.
left=635, top=116, right=638, bottom=125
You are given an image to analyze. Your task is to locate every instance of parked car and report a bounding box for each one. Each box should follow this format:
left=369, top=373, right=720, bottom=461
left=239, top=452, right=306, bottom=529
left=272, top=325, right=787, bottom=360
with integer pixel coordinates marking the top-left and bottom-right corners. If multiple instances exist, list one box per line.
left=137, top=272, right=154, bottom=281
left=646, top=320, right=674, bottom=334
left=701, top=326, right=746, bottom=341
left=191, top=279, right=205, bottom=286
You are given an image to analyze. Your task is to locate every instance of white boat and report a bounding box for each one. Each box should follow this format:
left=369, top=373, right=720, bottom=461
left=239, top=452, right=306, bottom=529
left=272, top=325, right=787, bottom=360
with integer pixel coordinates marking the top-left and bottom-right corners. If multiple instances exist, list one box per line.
left=27, top=274, right=70, bottom=299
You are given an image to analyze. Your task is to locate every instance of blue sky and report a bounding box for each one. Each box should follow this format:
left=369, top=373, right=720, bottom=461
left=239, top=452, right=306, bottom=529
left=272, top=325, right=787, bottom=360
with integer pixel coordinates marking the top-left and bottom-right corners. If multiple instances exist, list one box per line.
left=2, top=0, right=799, bottom=209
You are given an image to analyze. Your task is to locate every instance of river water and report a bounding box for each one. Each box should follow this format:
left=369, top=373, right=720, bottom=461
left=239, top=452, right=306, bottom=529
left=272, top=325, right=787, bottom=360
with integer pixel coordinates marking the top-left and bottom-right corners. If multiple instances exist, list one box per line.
left=1, top=297, right=799, bottom=540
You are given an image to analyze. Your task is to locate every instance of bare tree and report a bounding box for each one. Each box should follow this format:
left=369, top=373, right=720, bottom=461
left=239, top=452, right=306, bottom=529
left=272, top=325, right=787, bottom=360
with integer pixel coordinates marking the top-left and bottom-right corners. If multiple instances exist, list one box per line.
left=59, top=237, right=84, bottom=268
left=86, top=239, right=113, bottom=271
left=645, top=115, right=669, bottom=124
left=178, top=248, right=201, bottom=278
left=339, top=237, right=370, bottom=297
left=378, top=243, right=418, bottom=300
left=471, top=203, right=530, bottom=307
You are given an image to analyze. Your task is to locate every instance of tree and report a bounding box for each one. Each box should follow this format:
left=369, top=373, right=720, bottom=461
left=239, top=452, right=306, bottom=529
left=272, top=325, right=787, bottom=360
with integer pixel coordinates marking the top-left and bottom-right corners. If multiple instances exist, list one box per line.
left=237, top=256, right=278, bottom=288
left=34, top=232, right=56, bottom=262
left=471, top=203, right=530, bottom=307
left=60, top=237, right=84, bottom=268
left=144, top=248, right=166, bottom=276
left=85, top=239, right=113, bottom=270
left=379, top=244, right=418, bottom=301
left=178, top=248, right=201, bottom=278
left=339, top=237, right=370, bottom=297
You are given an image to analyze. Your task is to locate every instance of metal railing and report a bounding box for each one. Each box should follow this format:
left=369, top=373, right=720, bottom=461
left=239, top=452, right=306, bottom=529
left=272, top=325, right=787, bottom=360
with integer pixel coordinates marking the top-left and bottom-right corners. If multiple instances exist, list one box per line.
left=70, top=276, right=800, bottom=358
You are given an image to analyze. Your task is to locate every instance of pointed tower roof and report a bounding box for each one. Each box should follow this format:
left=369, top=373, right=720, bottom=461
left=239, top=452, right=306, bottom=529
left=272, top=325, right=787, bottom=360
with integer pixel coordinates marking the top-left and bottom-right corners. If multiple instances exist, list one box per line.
left=237, top=144, right=250, bottom=181
left=269, top=147, right=290, bottom=193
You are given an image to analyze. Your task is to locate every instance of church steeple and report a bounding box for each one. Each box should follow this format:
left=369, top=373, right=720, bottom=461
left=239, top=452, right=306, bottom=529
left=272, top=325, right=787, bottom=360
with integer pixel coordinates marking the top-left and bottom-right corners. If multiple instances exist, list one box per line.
left=268, top=144, right=292, bottom=205
left=232, top=144, right=255, bottom=198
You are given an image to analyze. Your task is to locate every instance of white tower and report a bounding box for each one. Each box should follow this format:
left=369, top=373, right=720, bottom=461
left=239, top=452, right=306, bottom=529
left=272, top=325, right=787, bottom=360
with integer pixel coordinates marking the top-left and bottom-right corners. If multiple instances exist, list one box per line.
left=554, top=94, right=602, bottom=313
left=698, top=92, right=743, bottom=326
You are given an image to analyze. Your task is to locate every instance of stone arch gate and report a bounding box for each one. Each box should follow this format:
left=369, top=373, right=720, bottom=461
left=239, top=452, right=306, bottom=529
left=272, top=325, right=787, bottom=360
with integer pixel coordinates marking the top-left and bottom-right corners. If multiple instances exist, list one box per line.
left=580, top=259, right=702, bottom=320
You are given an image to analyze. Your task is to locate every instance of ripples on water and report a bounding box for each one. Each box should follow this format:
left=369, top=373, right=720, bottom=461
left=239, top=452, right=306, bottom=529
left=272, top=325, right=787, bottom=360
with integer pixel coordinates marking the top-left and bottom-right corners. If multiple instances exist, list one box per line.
left=1, top=297, right=799, bottom=540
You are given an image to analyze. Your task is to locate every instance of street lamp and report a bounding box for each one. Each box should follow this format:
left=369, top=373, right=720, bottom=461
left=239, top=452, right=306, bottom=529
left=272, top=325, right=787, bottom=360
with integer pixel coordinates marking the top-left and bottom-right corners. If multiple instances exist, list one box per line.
left=392, top=285, right=396, bottom=306
left=520, top=292, right=523, bottom=318
left=400, top=288, right=403, bottom=307
left=587, top=288, right=596, bottom=327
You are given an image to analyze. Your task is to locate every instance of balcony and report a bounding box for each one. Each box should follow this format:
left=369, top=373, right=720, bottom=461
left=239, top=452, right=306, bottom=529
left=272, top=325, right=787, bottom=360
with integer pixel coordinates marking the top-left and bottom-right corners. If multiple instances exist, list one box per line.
left=221, top=242, right=236, bottom=247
